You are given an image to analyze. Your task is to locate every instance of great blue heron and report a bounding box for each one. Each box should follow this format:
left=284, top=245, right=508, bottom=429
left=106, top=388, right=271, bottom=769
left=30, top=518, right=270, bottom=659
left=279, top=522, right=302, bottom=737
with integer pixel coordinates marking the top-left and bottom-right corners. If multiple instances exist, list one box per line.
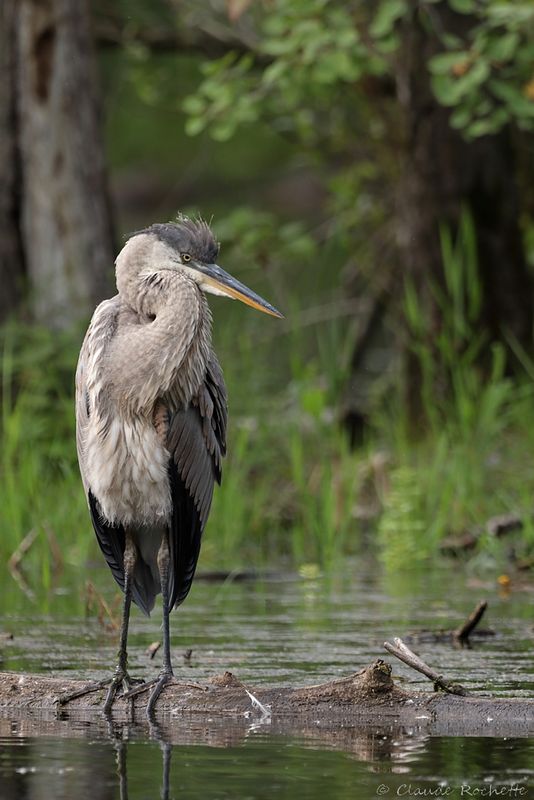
left=60, top=217, right=282, bottom=717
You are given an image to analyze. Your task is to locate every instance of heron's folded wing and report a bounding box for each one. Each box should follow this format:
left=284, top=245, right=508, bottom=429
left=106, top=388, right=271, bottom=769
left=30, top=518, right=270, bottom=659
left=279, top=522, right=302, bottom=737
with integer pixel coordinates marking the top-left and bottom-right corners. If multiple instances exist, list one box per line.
left=166, top=355, right=228, bottom=609
left=76, top=298, right=155, bottom=616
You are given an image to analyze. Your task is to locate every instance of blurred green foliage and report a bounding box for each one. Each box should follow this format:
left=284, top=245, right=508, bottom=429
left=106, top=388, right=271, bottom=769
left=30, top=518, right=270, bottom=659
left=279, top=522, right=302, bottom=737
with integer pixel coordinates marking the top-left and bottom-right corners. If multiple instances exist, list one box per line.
left=184, top=0, right=534, bottom=143
left=429, top=2, right=534, bottom=137
left=378, top=212, right=534, bottom=570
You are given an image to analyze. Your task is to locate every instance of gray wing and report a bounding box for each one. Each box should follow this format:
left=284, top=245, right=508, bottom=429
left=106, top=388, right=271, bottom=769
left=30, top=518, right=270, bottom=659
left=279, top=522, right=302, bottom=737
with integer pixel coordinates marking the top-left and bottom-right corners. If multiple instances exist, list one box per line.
left=75, top=298, right=128, bottom=596
left=166, top=353, right=228, bottom=609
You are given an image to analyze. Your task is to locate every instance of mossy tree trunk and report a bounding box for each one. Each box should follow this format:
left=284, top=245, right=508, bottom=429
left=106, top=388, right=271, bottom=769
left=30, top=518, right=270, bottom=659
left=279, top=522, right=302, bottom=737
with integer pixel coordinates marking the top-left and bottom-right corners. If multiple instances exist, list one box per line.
left=0, top=0, right=114, bottom=328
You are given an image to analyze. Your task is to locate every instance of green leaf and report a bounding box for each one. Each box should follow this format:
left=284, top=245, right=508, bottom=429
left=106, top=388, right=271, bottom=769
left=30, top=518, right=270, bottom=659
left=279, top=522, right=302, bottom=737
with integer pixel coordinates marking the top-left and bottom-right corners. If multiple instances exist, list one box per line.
left=485, top=32, right=520, bottom=62
left=211, top=121, right=236, bottom=141
left=431, top=74, right=465, bottom=105
left=465, top=118, right=499, bottom=137
left=182, top=95, right=205, bottom=115
left=375, top=33, right=401, bottom=54
left=449, top=0, right=476, bottom=13
left=491, top=79, right=534, bottom=119
left=263, top=37, right=296, bottom=57
left=450, top=106, right=472, bottom=129
left=370, top=0, right=407, bottom=39
left=460, top=58, right=491, bottom=89
left=429, top=51, right=470, bottom=75
left=184, top=117, right=206, bottom=137
left=433, top=58, right=491, bottom=105
left=261, top=60, right=288, bottom=88
left=490, top=78, right=520, bottom=103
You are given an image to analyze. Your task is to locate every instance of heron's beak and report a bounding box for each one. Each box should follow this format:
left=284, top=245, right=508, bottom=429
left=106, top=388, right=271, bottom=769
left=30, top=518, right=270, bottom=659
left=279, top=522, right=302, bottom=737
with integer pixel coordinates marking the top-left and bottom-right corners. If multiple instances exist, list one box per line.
left=197, top=263, right=284, bottom=318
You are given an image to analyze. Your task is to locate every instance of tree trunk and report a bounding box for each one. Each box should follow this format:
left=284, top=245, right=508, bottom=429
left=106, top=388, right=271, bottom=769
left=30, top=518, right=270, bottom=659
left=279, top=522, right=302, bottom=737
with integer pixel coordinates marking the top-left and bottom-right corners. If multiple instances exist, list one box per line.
left=0, top=0, right=114, bottom=328
left=395, top=2, right=533, bottom=418
left=0, top=0, right=25, bottom=322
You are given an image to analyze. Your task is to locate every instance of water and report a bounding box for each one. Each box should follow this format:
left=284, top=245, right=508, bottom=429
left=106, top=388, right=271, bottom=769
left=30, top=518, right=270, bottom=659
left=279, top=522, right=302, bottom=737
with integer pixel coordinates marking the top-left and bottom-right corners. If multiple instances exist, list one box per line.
left=1, top=560, right=533, bottom=798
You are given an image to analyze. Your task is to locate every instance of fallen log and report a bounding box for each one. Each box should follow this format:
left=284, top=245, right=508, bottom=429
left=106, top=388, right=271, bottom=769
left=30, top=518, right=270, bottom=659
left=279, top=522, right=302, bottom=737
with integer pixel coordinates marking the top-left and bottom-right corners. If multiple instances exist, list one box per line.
left=1, top=659, right=533, bottom=738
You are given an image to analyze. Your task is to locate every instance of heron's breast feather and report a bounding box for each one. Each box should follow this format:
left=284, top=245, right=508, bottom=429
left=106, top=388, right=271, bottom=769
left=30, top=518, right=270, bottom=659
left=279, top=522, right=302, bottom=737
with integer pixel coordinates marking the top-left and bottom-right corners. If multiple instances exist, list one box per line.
left=84, top=413, right=172, bottom=527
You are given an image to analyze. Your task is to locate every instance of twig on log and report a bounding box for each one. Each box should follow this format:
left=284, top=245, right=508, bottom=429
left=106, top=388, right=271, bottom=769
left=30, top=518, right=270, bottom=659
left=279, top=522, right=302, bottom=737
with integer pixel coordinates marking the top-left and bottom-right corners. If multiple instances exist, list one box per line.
left=145, top=642, right=161, bottom=660
left=453, top=601, right=487, bottom=643
left=384, top=637, right=469, bottom=696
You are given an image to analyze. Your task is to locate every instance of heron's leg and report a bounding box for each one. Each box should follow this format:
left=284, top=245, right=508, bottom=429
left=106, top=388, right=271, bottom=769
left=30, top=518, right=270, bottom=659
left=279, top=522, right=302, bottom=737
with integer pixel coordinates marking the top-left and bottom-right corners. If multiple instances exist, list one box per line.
left=123, top=531, right=174, bottom=718
left=146, top=531, right=174, bottom=716
left=57, top=532, right=138, bottom=711
left=102, top=530, right=137, bottom=714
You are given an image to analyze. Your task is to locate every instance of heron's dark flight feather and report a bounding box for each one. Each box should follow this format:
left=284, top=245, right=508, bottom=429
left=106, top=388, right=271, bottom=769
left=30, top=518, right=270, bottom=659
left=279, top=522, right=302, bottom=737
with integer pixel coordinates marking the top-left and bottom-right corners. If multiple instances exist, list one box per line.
left=88, top=491, right=125, bottom=590
left=166, top=355, right=227, bottom=609
left=88, top=492, right=155, bottom=616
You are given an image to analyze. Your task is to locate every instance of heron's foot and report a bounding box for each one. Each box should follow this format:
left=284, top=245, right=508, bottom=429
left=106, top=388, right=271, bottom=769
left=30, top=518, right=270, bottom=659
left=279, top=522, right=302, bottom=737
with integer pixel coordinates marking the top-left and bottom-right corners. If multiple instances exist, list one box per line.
left=122, top=670, right=174, bottom=719
left=57, top=677, right=114, bottom=707
left=56, top=670, right=144, bottom=712
left=102, top=667, right=144, bottom=715
left=146, top=671, right=174, bottom=718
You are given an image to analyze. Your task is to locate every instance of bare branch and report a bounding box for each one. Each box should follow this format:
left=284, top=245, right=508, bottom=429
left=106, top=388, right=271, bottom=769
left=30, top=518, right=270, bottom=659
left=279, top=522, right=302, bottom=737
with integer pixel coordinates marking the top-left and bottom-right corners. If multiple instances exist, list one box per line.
left=454, top=601, right=488, bottom=643
left=93, top=20, right=264, bottom=62
left=384, top=637, right=469, bottom=696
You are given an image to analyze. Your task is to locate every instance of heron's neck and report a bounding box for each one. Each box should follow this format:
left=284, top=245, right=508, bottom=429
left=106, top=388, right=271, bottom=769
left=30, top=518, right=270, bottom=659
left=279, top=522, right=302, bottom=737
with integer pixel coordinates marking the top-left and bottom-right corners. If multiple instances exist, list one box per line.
left=112, top=269, right=212, bottom=411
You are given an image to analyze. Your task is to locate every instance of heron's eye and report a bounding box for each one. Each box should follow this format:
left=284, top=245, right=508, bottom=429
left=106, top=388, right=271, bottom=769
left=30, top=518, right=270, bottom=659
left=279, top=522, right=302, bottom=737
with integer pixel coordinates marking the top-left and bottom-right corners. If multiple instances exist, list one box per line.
left=182, top=253, right=191, bottom=263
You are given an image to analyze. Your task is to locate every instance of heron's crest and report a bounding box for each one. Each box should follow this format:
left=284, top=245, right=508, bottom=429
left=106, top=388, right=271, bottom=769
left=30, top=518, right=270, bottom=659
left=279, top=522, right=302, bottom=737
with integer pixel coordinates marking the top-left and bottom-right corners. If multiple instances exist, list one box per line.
left=129, top=216, right=220, bottom=265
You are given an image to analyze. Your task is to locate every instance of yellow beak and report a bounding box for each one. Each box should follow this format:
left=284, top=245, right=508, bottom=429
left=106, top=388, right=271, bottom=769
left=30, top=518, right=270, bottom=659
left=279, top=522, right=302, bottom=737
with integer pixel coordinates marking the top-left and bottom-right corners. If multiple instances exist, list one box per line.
left=197, top=263, right=284, bottom=318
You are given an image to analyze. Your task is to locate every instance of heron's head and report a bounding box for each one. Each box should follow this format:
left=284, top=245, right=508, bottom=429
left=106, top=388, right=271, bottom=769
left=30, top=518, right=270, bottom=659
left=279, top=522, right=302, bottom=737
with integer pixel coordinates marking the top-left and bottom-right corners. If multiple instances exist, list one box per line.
left=119, top=217, right=283, bottom=319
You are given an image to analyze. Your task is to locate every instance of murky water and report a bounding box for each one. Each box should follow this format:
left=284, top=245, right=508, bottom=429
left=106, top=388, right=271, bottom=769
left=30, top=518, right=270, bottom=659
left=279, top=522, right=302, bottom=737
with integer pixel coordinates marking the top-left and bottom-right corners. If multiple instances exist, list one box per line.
left=1, top=560, right=533, bottom=798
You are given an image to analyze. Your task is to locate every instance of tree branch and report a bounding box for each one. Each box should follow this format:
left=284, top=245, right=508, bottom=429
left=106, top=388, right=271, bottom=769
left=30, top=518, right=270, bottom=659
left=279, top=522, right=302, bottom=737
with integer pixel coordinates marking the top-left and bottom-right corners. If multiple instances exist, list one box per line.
left=93, top=20, right=264, bottom=62
left=384, top=637, right=469, bottom=696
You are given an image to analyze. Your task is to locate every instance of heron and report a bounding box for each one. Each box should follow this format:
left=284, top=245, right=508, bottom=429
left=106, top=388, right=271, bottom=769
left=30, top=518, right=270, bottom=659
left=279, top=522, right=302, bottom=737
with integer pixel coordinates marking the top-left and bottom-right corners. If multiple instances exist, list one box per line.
left=61, top=216, right=282, bottom=717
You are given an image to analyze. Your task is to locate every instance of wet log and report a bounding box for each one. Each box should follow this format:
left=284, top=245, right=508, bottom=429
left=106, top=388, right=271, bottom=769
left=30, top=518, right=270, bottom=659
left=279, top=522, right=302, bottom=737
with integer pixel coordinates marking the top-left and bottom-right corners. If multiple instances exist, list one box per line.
left=1, top=660, right=533, bottom=737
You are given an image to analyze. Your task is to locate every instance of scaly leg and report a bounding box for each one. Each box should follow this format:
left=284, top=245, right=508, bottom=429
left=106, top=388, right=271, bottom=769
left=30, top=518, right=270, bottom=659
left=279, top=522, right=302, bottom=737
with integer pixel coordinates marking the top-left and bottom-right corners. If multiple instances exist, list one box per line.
left=102, top=531, right=138, bottom=713
left=58, top=531, right=140, bottom=712
left=123, top=531, right=174, bottom=718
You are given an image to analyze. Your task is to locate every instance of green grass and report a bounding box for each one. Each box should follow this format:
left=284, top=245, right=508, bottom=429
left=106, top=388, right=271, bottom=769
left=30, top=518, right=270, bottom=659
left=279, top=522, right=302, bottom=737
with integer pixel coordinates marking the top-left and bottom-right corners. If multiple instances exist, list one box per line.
left=377, top=211, right=534, bottom=570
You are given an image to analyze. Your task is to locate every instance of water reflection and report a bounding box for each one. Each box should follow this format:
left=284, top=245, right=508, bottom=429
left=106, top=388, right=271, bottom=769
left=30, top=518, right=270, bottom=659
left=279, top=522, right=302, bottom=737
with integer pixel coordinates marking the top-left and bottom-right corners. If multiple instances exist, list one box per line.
left=1, top=714, right=533, bottom=799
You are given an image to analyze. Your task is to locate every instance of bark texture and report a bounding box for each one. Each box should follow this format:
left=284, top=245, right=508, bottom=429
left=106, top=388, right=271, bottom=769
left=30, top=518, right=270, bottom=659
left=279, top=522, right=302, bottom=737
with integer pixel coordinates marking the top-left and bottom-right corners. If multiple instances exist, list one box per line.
left=0, top=0, right=114, bottom=327
left=0, top=0, right=25, bottom=320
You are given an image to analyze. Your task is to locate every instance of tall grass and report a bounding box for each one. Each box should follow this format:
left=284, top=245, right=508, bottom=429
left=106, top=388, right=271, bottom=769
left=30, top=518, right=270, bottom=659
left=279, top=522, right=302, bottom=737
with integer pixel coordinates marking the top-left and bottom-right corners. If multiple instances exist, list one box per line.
left=378, top=212, right=534, bottom=569
left=0, top=325, right=91, bottom=581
